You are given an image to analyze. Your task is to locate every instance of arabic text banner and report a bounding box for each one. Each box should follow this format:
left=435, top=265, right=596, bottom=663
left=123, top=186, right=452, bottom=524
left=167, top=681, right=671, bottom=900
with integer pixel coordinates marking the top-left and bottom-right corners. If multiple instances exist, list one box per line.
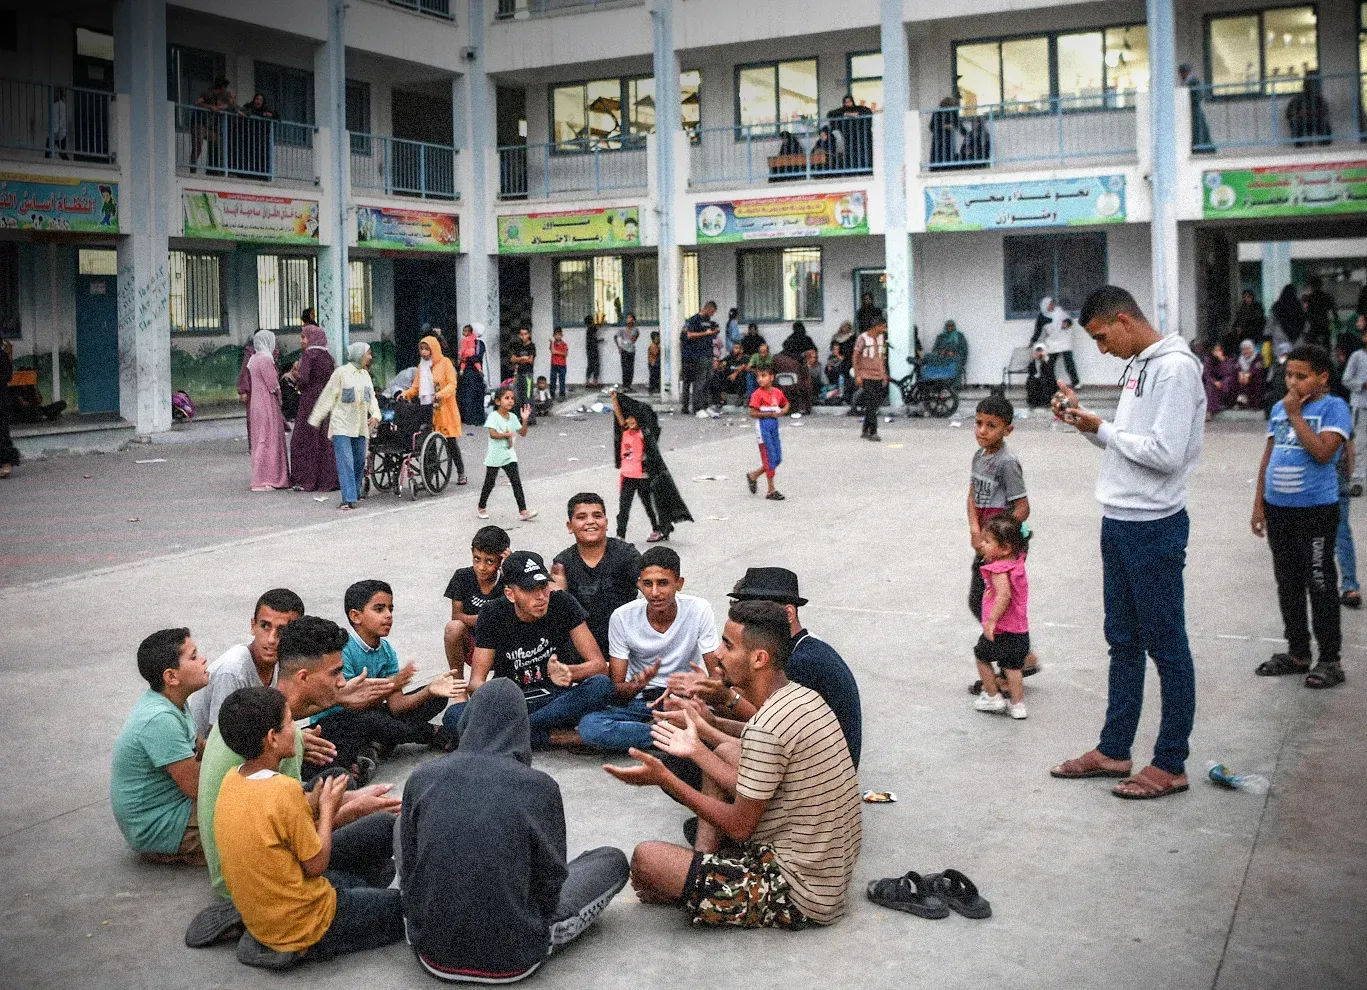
left=182, top=189, right=320, bottom=243
left=924, top=175, right=1126, bottom=232
left=357, top=206, right=460, bottom=252
left=0, top=173, right=118, bottom=233
left=1202, top=162, right=1367, bottom=220
left=497, top=207, right=641, bottom=254
left=695, top=191, right=869, bottom=243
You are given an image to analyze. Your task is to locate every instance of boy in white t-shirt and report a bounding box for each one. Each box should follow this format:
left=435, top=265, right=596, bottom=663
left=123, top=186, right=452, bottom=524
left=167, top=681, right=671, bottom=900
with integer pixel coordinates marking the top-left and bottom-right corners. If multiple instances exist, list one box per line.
left=577, top=546, right=720, bottom=752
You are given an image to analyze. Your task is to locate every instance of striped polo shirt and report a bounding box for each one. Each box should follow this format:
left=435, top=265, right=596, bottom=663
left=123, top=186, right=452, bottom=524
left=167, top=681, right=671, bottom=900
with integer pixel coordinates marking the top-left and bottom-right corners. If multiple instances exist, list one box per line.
left=735, top=680, right=862, bottom=924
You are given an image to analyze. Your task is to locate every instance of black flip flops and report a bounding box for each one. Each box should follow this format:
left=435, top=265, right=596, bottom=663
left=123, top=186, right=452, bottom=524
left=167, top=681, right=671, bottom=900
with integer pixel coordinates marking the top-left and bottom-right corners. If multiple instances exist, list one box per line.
left=865, top=871, right=949, bottom=918
left=927, top=869, right=993, bottom=919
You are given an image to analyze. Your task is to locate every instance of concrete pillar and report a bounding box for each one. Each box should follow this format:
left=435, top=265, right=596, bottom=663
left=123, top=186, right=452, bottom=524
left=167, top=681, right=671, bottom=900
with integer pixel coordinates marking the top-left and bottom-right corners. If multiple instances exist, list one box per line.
left=456, top=0, right=497, bottom=371
left=113, top=0, right=172, bottom=435
left=880, top=0, right=911, bottom=404
left=1147, top=0, right=1179, bottom=334
left=315, top=0, right=349, bottom=359
left=650, top=0, right=680, bottom=400
left=1261, top=242, right=1292, bottom=311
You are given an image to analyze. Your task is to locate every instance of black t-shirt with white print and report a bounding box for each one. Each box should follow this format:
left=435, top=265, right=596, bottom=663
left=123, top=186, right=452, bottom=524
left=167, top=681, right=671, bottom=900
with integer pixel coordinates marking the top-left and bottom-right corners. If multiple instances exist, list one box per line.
left=474, top=590, right=587, bottom=694
left=443, top=567, right=505, bottom=617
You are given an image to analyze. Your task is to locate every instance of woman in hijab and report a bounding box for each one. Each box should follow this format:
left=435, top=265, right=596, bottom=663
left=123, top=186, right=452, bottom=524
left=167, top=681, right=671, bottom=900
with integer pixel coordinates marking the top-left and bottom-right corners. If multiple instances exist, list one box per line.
left=309, top=341, right=381, bottom=510
left=1031, top=299, right=1077, bottom=388
left=458, top=324, right=487, bottom=431
left=1202, top=340, right=1239, bottom=418
left=401, top=333, right=466, bottom=484
left=781, top=321, right=817, bottom=360
left=1234, top=339, right=1264, bottom=409
left=1269, top=284, right=1305, bottom=348
left=287, top=315, right=339, bottom=492
left=246, top=329, right=290, bottom=491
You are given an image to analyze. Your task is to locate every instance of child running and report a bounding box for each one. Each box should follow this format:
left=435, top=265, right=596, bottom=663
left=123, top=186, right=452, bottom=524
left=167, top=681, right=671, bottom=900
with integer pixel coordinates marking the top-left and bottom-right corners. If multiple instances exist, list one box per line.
left=972, top=515, right=1032, bottom=719
left=1252, top=343, right=1350, bottom=688
left=612, top=390, right=663, bottom=543
left=746, top=362, right=789, bottom=501
left=479, top=386, right=537, bottom=521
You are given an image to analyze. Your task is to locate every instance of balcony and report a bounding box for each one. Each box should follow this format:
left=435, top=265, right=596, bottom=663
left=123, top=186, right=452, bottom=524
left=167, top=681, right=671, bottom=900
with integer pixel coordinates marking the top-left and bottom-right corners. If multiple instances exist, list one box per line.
left=919, top=95, right=1138, bottom=173
left=495, top=0, right=640, bottom=19
left=174, top=105, right=316, bottom=184
left=689, top=117, right=876, bottom=190
left=350, top=133, right=457, bottom=200
left=1189, top=71, right=1366, bottom=156
left=387, top=0, right=453, bottom=19
left=498, top=138, right=647, bottom=200
left=0, top=79, right=116, bottom=165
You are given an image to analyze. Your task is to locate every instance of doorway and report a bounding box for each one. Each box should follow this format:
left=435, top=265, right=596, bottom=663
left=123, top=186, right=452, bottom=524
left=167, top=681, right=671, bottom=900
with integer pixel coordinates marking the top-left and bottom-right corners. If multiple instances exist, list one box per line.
left=74, top=248, right=119, bottom=415
left=392, top=257, right=458, bottom=370
left=853, top=268, right=887, bottom=324
left=498, top=256, right=531, bottom=382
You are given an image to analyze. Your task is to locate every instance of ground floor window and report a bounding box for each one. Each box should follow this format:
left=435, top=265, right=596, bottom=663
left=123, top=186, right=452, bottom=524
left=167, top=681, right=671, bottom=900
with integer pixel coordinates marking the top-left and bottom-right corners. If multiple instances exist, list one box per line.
left=738, top=246, right=822, bottom=322
left=348, top=259, right=373, bottom=329
left=682, top=250, right=699, bottom=321
left=1002, top=232, right=1107, bottom=319
left=169, top=250, right=227, bottom=334
left=256, top=254, right=317, bottom=331
left=0, top=243, right=19, bottom=338
left=553, top=254, right=658, bottom=328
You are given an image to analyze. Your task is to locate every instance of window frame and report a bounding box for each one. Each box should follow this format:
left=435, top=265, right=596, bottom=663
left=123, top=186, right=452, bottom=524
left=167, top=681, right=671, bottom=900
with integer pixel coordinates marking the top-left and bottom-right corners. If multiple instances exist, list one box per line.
left=1202, top=4, right=1320, bottom=100
left=1001, top=232, right=1108, bottom=320
left=252, top=60, right=316, bottom=126
left=550, top=253, right=660, bottom=329
left=736, top=245, right=824, bottom=324
left=255, top=253, right=319, bottom=333
left=845, top=49, right=884, bottom=111
left=348, top=258, right=373, bottom=330
left=346, top=79, right=372, bottom=155
left=733, top=57, right=820, bottom=138
left=549, top=72, right=701, bottom=153
left=168, top=249, right=229, bottom=336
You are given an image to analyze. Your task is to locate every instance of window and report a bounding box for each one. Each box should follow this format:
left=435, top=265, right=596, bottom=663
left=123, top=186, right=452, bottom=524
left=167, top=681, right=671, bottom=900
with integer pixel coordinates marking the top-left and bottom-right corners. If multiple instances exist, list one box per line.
left=253, top=62, right=315, bottom=125
left=682, top=251, right=700, bottom=322
left=346, top=80, right=371, bottom=155
left=738, top=247, right=822, bottom=322
left=955, top=26, right=1147, bottom=112
left=553, top=255, right=658, bottom=328
left=1207, top=6, right=1317, bottom=94
left=167, top=44, right=225, bottom=105
left=847, top=52, right=884, bottom=112
left=736, top=59, right=818, bottom=131
left=0, top=11, right=18, bottom=53
left=1003, top=233, right=1107, bottom=319
left=0, top=243, right=18, bottom=338
left=169, top=251, right=227, bottom=334
left=75, top=27, right=114, bottom=62
left=256, top=254, right=317, bottom=332
left=551, top=72, right=700, bottom=148
left=349, top=259, right=373, bottom=328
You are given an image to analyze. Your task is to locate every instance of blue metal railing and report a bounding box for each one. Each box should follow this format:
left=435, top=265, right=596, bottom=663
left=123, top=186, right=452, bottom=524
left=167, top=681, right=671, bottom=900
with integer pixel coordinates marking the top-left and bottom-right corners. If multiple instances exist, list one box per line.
left=920, top=94, right=1138, bottom=171
left=175, top=105, right=315, bottom=183
left=0, top=79, right=115, bottom=163
left=498, top=138, right=647, bottom=199
left=689, top=116, right=876, bottom=188
left=350, top=133, right=457, bottom=199
left=1188, top=71, right=1366, bottom=154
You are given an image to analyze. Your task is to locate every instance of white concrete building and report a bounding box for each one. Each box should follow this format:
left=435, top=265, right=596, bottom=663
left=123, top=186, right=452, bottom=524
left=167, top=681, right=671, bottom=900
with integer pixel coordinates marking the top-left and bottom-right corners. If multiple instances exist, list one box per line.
left=2, top=0, right=1365, bottom=432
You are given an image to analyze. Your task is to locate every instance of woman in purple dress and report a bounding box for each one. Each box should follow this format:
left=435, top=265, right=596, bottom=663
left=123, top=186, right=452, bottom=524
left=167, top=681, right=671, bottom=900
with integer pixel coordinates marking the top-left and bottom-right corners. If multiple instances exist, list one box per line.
left=247, top=329, right=290, bottom=490
left=288, top=316, right=339, bottom=491
left=1202, top=340, right=1239, bottom=419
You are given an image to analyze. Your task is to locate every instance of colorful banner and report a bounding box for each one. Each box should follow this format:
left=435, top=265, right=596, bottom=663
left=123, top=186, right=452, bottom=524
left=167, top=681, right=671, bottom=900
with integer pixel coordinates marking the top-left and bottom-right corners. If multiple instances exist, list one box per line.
left=924, top=175, right=1126, bottom=231
left=182, top=189, right=319, bottom=243
left=1202, top=162, right=1367, bottom=219
left=497, top=207, right=640, bottom=254
left=695, top=191, right=868, bottom=242
left=356, top=206, right=459, bottom=252
left=0, top=173, right=118, bottom=233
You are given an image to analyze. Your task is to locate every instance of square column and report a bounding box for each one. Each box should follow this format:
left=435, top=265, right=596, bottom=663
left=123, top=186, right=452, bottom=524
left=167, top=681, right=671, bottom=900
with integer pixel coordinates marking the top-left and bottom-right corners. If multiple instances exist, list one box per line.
left=880, top=0, right=912, bottom=403
left=1148, top=0, right=1179, bottom=334
left=456, top=0, right=498, bottom=366
left=650, top=0, right=681, bottom=397
left=316, top=0, right=350, bottom=359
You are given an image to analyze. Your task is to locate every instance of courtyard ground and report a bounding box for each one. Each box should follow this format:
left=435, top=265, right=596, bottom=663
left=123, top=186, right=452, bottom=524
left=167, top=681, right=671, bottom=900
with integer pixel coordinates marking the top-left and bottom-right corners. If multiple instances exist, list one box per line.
left=0, top=412, right=1362, bottom=989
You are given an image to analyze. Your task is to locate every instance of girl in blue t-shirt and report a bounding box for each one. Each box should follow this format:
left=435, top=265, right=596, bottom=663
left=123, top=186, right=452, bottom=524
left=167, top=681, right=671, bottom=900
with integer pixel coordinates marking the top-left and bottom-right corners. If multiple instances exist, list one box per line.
left=1252, top=343, right=1350, bottom=688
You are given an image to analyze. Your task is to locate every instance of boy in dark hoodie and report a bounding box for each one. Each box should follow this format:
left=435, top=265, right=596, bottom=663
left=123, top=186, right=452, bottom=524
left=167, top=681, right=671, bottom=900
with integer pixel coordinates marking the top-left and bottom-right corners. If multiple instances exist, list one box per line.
left=399, top=679, right=629, bottom=982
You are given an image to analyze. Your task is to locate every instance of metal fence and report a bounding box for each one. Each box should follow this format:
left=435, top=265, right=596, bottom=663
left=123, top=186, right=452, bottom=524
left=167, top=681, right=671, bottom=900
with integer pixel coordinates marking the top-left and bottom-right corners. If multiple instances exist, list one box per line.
left=0, top=79, right=115, bottom=163
left=496, top=0, right=639, bottom=18
left=689, top=116, right=876, bottom=189
left=920, top=95, right=1137, bottom=171
left=350, top=134, right=457, bottom=199
left=1188, top=71, right=1366, bottom=154
left=498, top=139, right=647, bottom=199
left=387, top=0, right=453, bottom=18
left=175, top=105, right=315, bottom=183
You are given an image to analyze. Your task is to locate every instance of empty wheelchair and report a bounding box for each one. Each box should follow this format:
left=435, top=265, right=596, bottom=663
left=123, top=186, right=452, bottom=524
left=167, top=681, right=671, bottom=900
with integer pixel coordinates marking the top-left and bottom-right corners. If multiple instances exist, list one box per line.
left=364, top=397, right=454, bottom=500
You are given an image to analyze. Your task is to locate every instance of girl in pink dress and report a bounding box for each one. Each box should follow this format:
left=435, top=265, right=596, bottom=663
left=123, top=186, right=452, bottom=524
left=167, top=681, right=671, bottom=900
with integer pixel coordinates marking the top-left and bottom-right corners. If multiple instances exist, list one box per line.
left=246, top=329, right=290, bottom=490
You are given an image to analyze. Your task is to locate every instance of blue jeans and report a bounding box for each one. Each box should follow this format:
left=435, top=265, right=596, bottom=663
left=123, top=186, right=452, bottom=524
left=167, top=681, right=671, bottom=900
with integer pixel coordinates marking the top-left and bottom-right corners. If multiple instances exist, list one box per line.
left=443, top=674, right=615, bottom=749
left=550, top=364, right=567, bottom=398
left=577, top=696, right=654, bottom=752
left=332, top=435, right=367, bottom=505
left=1097, top=511, right=1196, bottom=776
left=1338, top=495, right=1358, bottom=593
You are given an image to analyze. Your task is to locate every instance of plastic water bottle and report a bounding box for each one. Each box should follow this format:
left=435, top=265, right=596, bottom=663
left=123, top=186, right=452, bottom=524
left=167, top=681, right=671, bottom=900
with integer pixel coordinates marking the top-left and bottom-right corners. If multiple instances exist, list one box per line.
left=1206, top=762, right=1270, bottom=795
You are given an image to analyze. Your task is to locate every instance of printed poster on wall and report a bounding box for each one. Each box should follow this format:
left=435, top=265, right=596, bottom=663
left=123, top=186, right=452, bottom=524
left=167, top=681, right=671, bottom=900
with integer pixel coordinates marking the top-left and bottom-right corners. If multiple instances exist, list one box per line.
left=497, top=206, right=640, bottom=254
left=695, top=191, right=868, bottom=243
left=356, top=206, right=459, bottom=252
left=182, top=189, right=319, bottom=243
left=1202, top=162, right=1367, bottom=220
left=924, top=175, right=1126, bottom=231
left=0, top=173, right=118, bottom=233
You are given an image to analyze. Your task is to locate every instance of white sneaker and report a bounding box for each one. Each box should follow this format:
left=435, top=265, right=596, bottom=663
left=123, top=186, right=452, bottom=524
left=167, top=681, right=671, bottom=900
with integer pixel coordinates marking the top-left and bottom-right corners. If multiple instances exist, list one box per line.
left=974, top=691, right=1007, bottom=713
left=519, top=509, right=539, bottom=521
left=1009, top=702, right=1028, bottom=720
left=477, top=507, right=489, bottom=519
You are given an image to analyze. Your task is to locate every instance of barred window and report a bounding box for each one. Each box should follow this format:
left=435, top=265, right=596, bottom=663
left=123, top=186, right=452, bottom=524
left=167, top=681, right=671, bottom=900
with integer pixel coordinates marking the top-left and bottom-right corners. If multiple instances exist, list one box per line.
left=256, top=254, right=317, bottom=331
left=349, top=259, right=373, bottom=328
left=1002, top=232, right=1107, bottom=319
left=169, top=250, right=226, bottom=334
left=738, top=246, right=822, bottom=322
left=553, top=254, right=659, bottom=328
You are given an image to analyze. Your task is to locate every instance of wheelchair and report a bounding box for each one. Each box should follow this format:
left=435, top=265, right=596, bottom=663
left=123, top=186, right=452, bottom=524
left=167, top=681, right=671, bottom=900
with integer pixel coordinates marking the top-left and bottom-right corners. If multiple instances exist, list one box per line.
left=364, top=396, right=454, bottom=500
left=892, top=355, right=960, bottom=418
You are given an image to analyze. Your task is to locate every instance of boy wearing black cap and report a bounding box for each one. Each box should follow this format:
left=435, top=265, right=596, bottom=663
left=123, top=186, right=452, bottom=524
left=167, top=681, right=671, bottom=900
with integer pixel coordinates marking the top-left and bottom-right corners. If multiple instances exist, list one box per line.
left=444, top=550, right=615, bottom=748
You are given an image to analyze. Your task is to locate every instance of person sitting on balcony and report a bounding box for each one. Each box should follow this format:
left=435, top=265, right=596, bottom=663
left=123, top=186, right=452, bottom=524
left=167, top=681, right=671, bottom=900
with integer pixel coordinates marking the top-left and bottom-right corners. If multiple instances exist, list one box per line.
left=828, top=94, right=873, bottom=172
left=928, top=97, right=963, bottom=168
left=1179, top=65, right=1215, bottom=154
left=1287, top=72, right=1332, bottom=148
left=811, top=124, right=841, bottom=171
left=770, top=131, right=805, bottom=181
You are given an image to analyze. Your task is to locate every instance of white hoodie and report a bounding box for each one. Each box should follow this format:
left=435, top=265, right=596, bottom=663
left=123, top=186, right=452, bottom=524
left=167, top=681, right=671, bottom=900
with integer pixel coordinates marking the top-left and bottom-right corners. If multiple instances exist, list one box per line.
left=1086, top=334, right=1206, bottom=521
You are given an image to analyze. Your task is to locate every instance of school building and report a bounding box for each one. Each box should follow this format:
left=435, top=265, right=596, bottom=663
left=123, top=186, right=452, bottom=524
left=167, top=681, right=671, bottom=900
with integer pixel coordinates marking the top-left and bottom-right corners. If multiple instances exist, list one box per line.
left=3, top=0, right=1367, bottom=434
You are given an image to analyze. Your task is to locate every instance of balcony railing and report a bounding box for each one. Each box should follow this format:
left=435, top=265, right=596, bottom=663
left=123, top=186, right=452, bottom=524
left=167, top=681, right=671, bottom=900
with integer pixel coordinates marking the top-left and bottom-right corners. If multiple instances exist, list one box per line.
left=689, top=116, right=876, bottom=189
left=920, top=94, right=1138, bottom=172
left=387, top=0, right=453, bottom=18
left=175, top=105, right=315, bottom=183
left=498, top=138, right=647, bottom=199
left=0, top=79, right=115, bottom=164
left=350, top=133, right=457, bottom=200
left=496, top=0, right=638, bottom=18
left=1189, top=71, right=1366, bottom=155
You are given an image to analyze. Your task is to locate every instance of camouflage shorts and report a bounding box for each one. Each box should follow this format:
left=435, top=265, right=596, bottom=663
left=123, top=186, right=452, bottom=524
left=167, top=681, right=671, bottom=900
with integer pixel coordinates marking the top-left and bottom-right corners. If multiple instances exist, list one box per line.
left=683, top=842, right=807, bottom=930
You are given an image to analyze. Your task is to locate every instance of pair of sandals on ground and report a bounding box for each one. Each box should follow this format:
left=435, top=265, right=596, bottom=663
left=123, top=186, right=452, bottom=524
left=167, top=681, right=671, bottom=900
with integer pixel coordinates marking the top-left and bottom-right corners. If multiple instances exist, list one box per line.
left=867, top=868, right=991, bottom=920
left=1254, top=652, right=1345, bottom=689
